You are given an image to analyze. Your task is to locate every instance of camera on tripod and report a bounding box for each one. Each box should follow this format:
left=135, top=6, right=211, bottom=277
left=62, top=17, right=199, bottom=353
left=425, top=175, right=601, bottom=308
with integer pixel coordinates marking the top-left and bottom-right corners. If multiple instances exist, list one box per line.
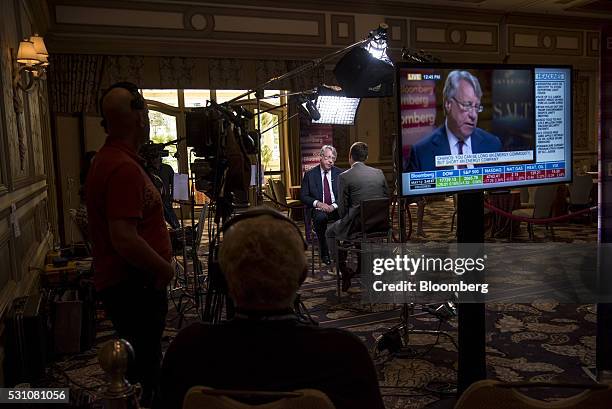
left=139, top=141, right=171, bottom=174
left=185, top=102, right=258, bottom=205
left=183, top=101, right=265, bottom=323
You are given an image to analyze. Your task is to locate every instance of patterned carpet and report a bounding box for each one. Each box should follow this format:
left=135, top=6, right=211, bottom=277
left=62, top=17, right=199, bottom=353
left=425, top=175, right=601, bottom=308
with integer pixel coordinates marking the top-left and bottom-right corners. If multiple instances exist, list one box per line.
left=41, top=196, right=599, bottom=408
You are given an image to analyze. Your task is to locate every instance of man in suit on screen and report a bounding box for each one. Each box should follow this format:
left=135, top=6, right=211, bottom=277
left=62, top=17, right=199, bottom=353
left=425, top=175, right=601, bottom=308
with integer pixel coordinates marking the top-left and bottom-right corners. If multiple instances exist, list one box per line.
left=300, top=145, right=343, bottom=265
left=408, top=70, right=502, bottom=172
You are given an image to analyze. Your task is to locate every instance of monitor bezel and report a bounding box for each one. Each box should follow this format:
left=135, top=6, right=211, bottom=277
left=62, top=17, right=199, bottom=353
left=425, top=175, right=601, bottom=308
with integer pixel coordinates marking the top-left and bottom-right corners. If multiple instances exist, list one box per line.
left=394, top=62, right=574, bottom=198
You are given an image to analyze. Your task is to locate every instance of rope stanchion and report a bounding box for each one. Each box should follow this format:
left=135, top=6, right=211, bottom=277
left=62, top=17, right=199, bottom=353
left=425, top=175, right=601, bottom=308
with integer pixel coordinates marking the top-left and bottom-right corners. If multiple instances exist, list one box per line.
left=484, top=202, right=596, bottom=224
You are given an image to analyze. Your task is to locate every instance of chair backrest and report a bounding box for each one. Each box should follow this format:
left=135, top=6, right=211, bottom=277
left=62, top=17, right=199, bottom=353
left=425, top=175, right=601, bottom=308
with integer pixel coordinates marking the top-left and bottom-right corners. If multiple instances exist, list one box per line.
left=183, top=386, right=336, bottom=409
left=519, top=187, right=529, bottom=204
left=271, top=179, right=289, bottom=206
left=532, top=185, right=558, bottom=219
left=454, top=380, right=612, bottom=409
left=359, top=198, right=390, bottom=237
left=568, top=175, right=593, bottom=206
left=520, top=187, right=537, bottom=207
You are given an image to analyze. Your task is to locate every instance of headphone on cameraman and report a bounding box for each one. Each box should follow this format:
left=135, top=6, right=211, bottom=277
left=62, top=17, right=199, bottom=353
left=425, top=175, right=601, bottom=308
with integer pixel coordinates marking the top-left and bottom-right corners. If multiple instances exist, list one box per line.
left=99, top=81, right=146, bottom=132
left=221, top=207, right=307, bottom=251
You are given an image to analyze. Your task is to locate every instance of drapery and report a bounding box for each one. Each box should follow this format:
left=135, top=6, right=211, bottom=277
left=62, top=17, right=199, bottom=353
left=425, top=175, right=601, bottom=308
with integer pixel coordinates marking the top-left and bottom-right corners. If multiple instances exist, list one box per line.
left=48, top=54, right=106, bottom=114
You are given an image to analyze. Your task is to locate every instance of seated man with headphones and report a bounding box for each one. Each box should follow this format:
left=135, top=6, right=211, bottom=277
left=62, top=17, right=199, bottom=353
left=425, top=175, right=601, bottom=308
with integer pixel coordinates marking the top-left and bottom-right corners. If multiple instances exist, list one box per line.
left=157, top=207, right=385, bottom=409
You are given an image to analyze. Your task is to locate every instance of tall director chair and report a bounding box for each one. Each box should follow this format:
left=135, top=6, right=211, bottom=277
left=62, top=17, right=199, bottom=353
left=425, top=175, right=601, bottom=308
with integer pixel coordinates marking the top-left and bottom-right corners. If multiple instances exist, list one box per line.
left=332, top=197, right=392, bottom=299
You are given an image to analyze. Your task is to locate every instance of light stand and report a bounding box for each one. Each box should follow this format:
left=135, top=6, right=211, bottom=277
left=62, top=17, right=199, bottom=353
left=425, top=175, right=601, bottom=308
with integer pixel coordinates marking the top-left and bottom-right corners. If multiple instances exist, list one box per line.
left=221, top=23, right=393, bottom=205
left=159, top=139, right=214, bottom=328
left=139, top=138, right=206, bottom=327
left=166, top=148, right=210, bottom=327
left=196, top=24, right=395, bottom=324
left=374, top=51, right=461, bottom=390
left=456, top=193, right=486, bottom=394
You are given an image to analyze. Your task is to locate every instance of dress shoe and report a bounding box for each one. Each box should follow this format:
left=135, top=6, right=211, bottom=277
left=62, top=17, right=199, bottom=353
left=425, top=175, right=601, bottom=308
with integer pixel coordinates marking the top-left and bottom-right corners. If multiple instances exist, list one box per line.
left=340, top=264, right=356, bottom=292
left=321, top=255, right=331, bottom=265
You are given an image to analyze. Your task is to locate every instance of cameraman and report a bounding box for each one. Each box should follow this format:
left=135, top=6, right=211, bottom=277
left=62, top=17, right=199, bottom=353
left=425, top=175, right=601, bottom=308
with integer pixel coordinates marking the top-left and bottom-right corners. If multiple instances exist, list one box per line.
left=86, top=82, right=173, bottom=406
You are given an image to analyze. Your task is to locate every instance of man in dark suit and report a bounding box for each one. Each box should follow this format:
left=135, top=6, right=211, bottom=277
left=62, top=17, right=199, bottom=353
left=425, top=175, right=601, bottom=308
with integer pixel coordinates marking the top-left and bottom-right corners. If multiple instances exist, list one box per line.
left=326, top=142, right=389, bottom=290
left=300, top=145, right=343, bottom=265
left=408, top=70, right=502, bottom=172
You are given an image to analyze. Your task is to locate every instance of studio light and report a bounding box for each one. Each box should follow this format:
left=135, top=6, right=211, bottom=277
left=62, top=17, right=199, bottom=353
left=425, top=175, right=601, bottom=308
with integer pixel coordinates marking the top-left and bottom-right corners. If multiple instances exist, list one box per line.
left=333, top=24, right=394, bottom=98
left=311, top=86, right=361, bottom=126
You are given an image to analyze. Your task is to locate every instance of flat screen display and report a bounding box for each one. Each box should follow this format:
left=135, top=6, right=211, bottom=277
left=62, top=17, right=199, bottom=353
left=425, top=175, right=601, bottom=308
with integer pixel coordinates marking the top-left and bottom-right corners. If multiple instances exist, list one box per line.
left=396, top=63, right=572, bottom=197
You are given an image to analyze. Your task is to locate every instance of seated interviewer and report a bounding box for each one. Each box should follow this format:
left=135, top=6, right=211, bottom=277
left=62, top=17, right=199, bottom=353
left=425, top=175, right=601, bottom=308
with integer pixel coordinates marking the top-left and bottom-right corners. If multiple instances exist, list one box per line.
left=157, top=207, right=385, bottom=409
left=408, top=70, right=501, bottom=172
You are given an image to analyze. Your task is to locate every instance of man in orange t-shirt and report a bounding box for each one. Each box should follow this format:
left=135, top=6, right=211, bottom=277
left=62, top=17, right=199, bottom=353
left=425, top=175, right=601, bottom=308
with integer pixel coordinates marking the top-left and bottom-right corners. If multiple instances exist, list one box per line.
left=86, top=82, right=173, bottom=406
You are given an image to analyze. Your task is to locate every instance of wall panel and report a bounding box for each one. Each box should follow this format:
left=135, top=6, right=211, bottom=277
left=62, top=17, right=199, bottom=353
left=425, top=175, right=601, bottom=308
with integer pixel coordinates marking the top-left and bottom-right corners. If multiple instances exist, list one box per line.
left=0, top=0, right=53, bottom=326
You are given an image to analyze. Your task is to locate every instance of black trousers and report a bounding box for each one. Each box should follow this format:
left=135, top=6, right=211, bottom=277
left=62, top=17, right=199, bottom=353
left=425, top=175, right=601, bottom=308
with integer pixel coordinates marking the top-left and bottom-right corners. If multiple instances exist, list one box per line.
left=99, top=280, right=168, bottom=406
left=312, top=209, right=338, bottom=259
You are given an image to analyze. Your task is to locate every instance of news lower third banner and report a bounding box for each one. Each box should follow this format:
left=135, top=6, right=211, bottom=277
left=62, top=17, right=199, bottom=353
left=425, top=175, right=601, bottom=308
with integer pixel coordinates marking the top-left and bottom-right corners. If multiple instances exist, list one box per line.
left=360, top=243, right=612, bottom=304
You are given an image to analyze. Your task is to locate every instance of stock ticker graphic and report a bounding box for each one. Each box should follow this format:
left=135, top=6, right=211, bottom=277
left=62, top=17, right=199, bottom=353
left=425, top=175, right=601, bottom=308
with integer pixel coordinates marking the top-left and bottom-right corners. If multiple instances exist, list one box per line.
left=408, top=162, right=566, bottom=190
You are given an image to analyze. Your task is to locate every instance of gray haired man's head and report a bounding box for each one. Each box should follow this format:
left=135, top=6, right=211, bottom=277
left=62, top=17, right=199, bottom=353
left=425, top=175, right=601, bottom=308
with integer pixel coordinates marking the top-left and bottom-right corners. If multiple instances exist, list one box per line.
left=443, top=70, right=482, bottom=103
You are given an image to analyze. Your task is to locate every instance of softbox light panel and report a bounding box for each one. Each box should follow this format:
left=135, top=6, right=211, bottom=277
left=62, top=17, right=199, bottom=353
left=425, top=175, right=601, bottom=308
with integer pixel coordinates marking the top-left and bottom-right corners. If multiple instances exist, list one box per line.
left=334, top=47, right=394, bottom=98
left=312, top=95, right=361, bottom=125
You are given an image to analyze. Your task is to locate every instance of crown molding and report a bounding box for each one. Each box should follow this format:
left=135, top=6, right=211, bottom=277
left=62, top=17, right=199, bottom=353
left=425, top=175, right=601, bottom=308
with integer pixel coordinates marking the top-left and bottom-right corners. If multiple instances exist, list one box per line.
left=154, top=0, right=612, bottom=25
left=505, top=12, right=607, bottom=30
left=45, top=33, right=337, bottom=60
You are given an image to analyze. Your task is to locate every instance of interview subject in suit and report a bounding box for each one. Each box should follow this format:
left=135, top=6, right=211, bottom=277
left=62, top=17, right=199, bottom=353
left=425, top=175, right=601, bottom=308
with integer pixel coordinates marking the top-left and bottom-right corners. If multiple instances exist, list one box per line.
left=300, top=145, right=343, bottom=265
left=326, top=142, right=389, bottom=290
left=407, top=70, right=502, bottom=172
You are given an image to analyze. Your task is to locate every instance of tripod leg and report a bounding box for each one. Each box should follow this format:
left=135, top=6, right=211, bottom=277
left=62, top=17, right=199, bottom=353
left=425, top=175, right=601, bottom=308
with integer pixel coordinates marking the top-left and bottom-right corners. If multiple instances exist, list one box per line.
left=294, top=294, right=317, bottom=325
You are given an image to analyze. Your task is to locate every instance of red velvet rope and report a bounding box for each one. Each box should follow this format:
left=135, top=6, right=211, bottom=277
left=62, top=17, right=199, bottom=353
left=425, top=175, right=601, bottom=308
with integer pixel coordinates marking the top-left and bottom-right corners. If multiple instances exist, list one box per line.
left=484, top=202, right=596, bottom=224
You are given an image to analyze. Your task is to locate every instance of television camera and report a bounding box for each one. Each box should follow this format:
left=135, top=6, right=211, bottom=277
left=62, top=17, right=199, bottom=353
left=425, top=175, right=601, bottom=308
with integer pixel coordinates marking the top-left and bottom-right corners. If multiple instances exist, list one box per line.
left=140, top=141, right=170, bottom=162
left=186, top=101, right=259, bottom=215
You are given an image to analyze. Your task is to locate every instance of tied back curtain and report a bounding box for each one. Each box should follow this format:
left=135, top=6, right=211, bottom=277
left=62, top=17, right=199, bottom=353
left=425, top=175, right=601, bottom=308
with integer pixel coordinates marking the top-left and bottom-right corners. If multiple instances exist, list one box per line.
left=48, top=54, right=106, bottom=114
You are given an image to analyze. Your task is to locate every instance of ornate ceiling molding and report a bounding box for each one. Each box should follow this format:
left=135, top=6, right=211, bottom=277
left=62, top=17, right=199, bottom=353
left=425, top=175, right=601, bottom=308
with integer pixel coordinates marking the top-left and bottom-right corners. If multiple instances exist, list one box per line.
left=50, top=1, right=326, bottom=44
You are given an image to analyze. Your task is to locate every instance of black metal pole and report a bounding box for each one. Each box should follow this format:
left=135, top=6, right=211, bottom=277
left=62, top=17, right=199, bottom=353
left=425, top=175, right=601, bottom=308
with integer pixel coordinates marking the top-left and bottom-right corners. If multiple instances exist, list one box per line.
left=456, top=192, right=487, bottom=394
left=256, top=92, right=263, bottom=205
left=223, top=38, right=369, bottom=107
left=597, top=22, right=612, bottom=380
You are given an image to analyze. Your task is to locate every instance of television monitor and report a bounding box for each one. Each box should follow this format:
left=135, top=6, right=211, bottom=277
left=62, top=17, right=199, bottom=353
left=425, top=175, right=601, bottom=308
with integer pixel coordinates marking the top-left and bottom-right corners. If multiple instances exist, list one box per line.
left=396, top=63, right=572, bottom=197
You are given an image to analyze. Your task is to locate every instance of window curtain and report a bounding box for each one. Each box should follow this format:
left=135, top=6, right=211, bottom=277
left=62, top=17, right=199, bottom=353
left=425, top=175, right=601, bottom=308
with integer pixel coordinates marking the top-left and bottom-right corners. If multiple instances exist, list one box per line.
left=48, top=54, right=325, bottom=187
left=103, top=56, right=146, bottom=89
left=287, top=96, right=302, bottom=189
left=48, top=54, right=106, bottom=114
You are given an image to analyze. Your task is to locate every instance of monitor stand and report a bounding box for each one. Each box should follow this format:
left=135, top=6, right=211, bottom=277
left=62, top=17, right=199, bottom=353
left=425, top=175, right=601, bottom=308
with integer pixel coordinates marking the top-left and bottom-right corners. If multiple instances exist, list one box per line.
left=456, top=192, right=487, bottom=394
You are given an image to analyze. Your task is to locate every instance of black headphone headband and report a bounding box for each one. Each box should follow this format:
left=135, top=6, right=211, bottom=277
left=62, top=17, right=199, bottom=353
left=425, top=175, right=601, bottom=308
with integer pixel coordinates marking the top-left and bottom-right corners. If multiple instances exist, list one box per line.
left=99, top=81, right=146, bottom=130
left=222, top=207, right=307, bottom=250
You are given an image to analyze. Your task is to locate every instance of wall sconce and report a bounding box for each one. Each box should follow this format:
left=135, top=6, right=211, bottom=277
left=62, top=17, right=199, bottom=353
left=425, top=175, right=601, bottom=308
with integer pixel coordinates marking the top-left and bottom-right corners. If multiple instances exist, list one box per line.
left=12, top=34, right=49, bottom=93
